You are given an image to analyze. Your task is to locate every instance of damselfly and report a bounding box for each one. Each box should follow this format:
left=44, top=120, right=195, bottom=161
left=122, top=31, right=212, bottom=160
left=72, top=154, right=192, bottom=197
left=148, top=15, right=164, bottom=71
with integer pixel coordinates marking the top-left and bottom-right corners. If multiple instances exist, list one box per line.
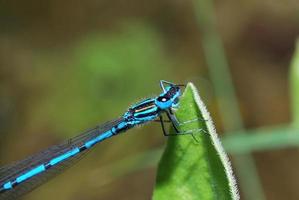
left=0, top=80, right=197, bottom=200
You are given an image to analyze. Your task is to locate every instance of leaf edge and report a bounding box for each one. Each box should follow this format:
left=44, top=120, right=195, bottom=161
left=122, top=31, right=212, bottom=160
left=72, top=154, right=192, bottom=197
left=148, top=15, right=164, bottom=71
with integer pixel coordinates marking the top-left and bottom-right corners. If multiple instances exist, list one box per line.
left=188, top=82, right=240, bottom=200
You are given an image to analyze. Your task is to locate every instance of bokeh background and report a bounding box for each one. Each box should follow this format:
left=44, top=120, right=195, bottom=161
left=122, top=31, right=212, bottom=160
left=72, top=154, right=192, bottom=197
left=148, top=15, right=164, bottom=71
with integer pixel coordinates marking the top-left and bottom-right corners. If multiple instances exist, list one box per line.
left=1, top=0, right=299, bottom=199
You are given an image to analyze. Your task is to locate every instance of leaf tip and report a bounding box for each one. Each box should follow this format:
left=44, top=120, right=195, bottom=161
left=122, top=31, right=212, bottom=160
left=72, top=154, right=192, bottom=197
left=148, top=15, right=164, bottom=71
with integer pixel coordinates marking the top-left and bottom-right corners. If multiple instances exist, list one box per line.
left=187, top=82, right=240, bottom=200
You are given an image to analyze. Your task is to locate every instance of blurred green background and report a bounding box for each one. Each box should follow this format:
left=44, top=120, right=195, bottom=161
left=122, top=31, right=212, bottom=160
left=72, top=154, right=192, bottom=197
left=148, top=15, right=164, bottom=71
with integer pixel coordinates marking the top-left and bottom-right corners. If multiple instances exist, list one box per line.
left=0, top=0, right=299, bottom=199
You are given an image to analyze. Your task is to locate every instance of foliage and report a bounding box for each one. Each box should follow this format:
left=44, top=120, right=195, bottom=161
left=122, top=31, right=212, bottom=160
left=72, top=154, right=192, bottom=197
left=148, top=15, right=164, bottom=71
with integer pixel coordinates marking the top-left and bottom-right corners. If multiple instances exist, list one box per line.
left=153, top=83, right=238, bottom=200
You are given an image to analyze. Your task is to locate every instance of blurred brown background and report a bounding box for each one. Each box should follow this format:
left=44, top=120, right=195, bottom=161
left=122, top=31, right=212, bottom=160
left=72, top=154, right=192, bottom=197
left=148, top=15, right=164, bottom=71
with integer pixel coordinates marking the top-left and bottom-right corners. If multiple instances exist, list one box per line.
left=0, top=0, right=299, bottom=199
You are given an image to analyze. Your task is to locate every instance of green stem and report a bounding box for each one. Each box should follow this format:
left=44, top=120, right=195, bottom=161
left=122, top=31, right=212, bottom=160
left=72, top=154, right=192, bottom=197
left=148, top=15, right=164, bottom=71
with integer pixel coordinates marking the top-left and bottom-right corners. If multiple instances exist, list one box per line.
left=290, top=39, right=299, bottom=127
left=223, top=125, right=298, bottom=154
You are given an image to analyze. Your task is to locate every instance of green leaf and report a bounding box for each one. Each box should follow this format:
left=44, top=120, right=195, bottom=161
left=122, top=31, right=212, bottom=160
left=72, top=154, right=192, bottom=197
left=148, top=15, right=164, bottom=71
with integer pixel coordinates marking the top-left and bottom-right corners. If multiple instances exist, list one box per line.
left=153, top=83, right=239, bottom=200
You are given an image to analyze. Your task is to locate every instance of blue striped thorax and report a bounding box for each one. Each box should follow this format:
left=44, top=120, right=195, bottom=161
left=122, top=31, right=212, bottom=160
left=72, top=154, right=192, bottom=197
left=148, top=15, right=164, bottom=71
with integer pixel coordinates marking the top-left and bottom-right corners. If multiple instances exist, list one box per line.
left=123, top=84, right=181, bottom=125
left=124, top=98, right=158, bottom=125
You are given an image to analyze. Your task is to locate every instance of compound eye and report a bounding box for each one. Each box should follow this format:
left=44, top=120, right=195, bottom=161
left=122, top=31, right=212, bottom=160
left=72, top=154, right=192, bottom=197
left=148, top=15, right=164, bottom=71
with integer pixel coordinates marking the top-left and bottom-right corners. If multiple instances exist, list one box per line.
left=157, top=96, right=169, bottom=102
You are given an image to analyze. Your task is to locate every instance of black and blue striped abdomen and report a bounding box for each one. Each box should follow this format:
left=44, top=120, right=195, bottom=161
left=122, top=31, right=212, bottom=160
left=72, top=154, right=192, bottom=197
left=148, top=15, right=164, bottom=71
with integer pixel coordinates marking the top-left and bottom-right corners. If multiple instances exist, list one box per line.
left=0, top=118, right=125, bottom=200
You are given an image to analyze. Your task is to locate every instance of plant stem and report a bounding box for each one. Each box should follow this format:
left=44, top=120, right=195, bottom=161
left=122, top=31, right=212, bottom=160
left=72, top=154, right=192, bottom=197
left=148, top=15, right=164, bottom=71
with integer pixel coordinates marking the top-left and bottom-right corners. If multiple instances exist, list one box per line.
left=290, top=39, right=299, bottom=127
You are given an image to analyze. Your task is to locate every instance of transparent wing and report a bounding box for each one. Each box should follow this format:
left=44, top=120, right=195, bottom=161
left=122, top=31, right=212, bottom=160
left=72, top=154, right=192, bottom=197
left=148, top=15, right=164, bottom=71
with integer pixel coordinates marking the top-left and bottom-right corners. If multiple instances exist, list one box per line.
left=0, top=118, right=124, bottom=200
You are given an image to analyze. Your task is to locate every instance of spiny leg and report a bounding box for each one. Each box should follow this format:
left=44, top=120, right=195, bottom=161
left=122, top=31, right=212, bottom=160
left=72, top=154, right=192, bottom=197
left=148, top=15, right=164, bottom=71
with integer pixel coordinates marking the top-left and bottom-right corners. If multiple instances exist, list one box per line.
left=159, top=80, right=172, bottom=92
left=159, top=80, right=186, bottom=92
left=165, top=109, right=180, bottom=133
left=164, top=109, right=207, bottom=141
left=153, top=119, right=171, bottom=123
left=156, top=112, right=180, bottom=136
left=159, top=115, right=168, bottom=137
left=158, top=113, right=181, bottom=136
left=169, top=108, right=208, bottom=126
left=178, top=117, right=208, bottom=125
